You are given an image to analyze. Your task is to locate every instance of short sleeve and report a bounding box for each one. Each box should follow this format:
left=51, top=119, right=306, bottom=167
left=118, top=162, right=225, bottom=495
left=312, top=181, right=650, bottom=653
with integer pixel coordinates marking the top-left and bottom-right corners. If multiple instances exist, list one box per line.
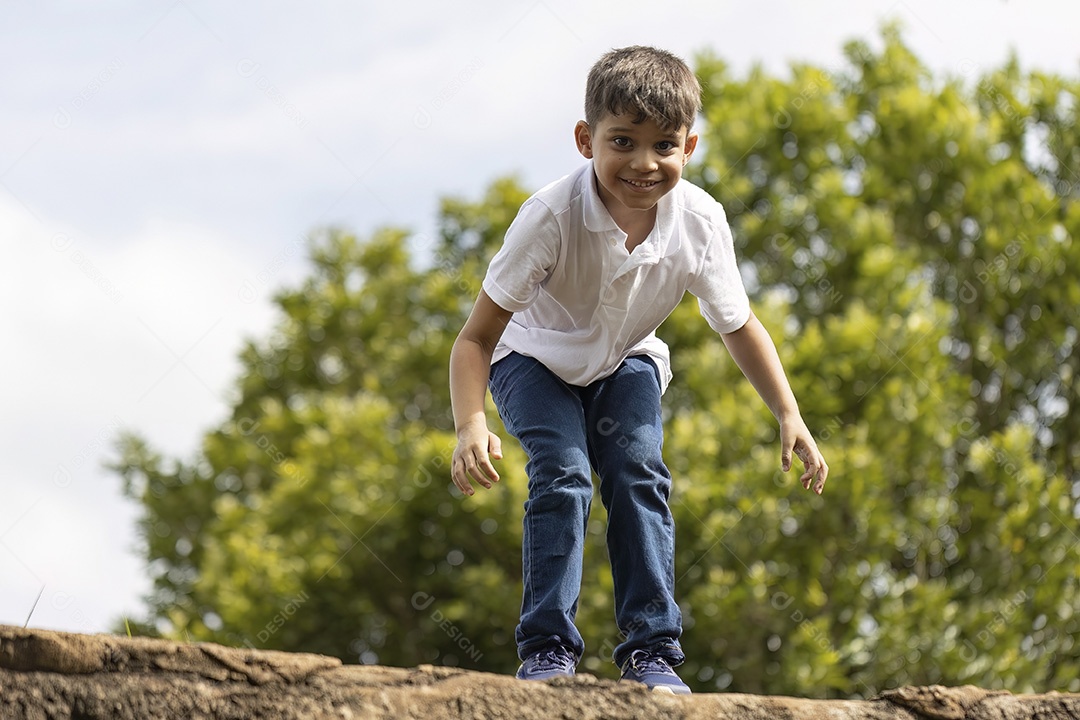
left=687, top=208, right=751, bottom=334
left=482, top=198, right=560, bottom=312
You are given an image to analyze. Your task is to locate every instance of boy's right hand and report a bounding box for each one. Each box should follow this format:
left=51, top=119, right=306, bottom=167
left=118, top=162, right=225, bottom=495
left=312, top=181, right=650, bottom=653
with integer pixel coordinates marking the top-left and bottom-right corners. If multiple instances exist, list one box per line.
left=451, top=421, right=503, bottom=496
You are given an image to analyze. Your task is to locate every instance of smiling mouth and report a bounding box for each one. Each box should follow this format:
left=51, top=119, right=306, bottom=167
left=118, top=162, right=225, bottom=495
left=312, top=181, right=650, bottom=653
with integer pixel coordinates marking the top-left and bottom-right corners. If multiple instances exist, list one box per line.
left=621, top=178, right=660, bottom=190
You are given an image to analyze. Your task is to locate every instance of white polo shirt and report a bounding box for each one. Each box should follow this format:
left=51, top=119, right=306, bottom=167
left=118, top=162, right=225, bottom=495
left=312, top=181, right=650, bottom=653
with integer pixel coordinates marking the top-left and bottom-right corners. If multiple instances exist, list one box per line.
left=482, top=162, right=750, bottom=394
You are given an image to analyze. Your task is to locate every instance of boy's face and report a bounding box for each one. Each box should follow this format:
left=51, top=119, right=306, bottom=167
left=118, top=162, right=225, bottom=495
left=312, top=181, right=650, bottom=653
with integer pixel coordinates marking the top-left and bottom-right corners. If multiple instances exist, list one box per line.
left=574, top=112, right=698, bottom=221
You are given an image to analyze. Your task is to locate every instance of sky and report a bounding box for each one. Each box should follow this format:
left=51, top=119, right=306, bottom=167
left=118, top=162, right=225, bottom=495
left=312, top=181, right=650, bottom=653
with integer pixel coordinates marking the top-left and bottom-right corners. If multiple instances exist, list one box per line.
left=2, top=0, right=1079, bottom=635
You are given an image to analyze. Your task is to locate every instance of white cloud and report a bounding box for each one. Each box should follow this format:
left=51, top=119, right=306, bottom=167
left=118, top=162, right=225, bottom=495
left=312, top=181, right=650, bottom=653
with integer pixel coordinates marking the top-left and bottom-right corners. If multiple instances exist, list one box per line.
left=0, top=196, right=282, bottom=630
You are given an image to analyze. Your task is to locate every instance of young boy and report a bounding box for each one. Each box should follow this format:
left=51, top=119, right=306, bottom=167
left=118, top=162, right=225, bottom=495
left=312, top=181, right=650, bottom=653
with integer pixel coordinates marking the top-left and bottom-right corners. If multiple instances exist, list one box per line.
left=449, top=46, right=828, bottom=694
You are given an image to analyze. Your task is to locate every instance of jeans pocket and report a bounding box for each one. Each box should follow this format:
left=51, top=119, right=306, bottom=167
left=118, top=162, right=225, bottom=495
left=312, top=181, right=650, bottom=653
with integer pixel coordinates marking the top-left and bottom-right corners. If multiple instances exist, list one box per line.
left=488, top=355, right=512, bottom=410
left=488, top=353, right=523, bottom=433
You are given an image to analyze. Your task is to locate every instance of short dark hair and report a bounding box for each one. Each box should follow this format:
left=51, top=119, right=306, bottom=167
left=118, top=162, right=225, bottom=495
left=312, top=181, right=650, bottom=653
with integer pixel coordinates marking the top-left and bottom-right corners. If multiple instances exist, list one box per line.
left=584, top=46, right=701, bottom=132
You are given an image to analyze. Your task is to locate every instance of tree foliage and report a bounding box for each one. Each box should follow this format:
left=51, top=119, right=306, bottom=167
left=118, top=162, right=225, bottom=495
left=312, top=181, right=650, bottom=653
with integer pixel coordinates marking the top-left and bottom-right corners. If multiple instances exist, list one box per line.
left=112, top=27, right=1079, bottom=695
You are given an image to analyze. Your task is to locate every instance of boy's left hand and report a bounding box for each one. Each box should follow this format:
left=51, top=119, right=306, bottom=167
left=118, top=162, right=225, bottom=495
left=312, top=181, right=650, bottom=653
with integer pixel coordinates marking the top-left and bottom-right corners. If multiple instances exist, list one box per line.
left=780, top=416, right=828, bottom=495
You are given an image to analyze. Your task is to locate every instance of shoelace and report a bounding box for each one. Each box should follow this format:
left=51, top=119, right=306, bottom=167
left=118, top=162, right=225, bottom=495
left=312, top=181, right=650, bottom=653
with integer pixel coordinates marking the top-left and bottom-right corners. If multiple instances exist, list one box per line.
left=625, top=651, right=675, bottom=676
left=533, top=647, right=575, bottom=672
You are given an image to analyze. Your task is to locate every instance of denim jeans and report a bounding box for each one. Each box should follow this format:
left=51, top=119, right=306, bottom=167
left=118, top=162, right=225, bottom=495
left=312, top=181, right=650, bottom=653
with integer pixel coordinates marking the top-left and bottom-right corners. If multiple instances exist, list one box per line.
left=488, top=351, right=684, bottom=669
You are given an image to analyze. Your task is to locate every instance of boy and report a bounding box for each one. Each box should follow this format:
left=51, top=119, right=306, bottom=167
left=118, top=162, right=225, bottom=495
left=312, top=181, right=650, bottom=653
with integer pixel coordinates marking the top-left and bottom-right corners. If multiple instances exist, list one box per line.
left=449, top=46, right=828, bottom=694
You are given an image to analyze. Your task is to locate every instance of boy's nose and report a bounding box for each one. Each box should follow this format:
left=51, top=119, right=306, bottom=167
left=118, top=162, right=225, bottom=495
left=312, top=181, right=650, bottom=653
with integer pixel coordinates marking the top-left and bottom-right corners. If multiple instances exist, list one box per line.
left=630, top=150, right=660, bottom=172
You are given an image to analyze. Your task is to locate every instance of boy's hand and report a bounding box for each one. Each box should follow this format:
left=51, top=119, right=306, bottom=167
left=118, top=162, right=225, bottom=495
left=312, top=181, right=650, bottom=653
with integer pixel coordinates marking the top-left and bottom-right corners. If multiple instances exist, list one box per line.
left=780, top=416, right=828, bottom=495
left=451, top=421, right=503, bottom=496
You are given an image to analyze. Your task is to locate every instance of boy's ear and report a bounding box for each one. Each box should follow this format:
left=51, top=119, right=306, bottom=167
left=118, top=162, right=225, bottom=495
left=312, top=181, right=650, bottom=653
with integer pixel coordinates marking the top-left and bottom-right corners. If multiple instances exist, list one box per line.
left=574, top=120, right=594, bottom=159
left=682, top=132, right=699, bottom=164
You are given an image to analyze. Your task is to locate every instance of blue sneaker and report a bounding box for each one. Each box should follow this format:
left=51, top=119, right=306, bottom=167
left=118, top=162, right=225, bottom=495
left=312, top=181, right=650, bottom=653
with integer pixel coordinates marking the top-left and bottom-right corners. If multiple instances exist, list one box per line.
left=515, top=644, right=577, bottom=681
left=619, top=650, right=691, bottom=694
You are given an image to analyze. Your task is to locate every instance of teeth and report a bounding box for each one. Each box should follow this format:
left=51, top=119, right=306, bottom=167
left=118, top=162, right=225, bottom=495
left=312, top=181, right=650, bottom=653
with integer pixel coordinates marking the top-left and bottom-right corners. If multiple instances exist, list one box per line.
left=625, top=179, right=657, bottom=188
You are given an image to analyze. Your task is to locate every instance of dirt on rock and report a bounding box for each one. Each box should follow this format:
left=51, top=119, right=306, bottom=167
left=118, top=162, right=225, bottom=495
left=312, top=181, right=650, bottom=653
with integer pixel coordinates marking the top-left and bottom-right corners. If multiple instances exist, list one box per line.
left=1, top=625, right=1078, bottom=720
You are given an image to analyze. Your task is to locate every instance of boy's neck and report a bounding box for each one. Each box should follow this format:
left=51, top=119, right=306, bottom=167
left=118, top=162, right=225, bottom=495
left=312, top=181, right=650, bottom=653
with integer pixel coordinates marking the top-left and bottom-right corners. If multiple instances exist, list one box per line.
left=595, top=177, right=658, bottom=252
left=617, top=208, right=657, bottom=253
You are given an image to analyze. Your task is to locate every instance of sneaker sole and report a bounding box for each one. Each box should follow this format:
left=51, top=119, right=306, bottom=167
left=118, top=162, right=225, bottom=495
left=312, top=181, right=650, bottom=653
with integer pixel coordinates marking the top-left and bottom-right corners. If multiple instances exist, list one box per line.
left=620, top=680, right=691, bottom=695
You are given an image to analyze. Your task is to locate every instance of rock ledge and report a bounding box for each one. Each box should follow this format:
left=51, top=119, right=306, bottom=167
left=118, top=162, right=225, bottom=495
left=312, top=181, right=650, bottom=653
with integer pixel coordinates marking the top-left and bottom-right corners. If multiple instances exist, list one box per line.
left=1, top=625, right=1077, bottom=720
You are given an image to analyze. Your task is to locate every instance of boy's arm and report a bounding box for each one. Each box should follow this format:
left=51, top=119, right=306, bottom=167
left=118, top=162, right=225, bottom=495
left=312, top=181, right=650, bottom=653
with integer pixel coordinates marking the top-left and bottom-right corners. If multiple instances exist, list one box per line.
left=449, top=289, right=513, bottom=496
left=721, top=310, right=829, bottom=495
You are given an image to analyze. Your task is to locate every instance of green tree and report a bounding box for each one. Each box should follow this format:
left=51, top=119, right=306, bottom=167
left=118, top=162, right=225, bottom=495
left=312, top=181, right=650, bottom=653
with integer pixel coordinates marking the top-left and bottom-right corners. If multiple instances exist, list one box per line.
left=112, top=26, right=1079, bottom=695
left=669, top=22, right=1078, bottom=694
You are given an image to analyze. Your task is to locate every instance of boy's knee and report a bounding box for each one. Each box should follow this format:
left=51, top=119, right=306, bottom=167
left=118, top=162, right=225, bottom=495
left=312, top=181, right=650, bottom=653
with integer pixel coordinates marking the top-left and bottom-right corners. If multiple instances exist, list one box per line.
left=528, top=452, right=592, bottom=496
left=598, top=427, right=664, bottom=469
left=527, top=472, right=593, bottom=512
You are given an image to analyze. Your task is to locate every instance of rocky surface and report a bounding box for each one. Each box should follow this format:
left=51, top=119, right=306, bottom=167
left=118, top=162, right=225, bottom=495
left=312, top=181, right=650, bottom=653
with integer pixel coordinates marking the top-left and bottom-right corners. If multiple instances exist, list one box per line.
left=1, top=625, right=1078, bottom=720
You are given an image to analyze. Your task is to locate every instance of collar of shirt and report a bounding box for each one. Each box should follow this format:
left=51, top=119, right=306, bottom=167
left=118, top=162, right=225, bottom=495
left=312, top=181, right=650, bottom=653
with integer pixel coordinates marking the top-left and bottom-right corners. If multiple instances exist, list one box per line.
left=582, top=161, right=682, bottom=279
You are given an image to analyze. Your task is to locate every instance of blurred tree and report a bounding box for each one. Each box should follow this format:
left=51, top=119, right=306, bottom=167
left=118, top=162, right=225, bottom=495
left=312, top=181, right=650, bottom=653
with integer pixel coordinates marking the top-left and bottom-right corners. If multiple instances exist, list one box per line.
left=111, top=25, right=1079, bottom=696
left=673, top=22, right=1078, bottom=694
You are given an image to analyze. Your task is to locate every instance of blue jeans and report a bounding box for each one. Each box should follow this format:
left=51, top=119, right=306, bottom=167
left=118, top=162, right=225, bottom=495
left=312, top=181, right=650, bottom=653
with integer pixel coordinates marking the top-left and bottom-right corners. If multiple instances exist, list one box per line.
left=488, top=351, right=684, bottom=669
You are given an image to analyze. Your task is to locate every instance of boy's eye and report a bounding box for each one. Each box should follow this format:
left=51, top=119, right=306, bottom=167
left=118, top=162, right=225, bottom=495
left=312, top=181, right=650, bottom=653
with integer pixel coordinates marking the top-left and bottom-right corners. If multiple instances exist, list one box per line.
left=612, top=137, right=632, bottom=148
left=656, top=141, right=677, bottom=152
